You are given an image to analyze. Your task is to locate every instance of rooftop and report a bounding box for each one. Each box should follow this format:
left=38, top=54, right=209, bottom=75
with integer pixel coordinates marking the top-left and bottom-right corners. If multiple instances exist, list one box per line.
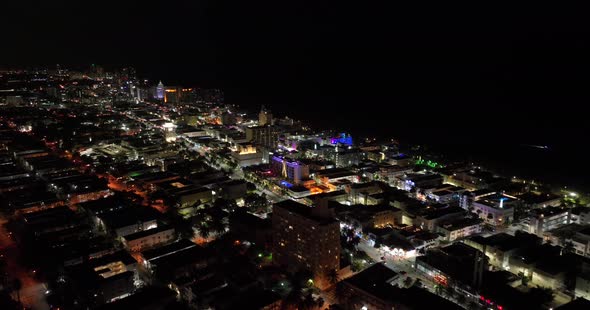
left=97, top=207, right=160, bottom=229
left=315, top=168, right=356, bottom=179
left=530, top=206, right=569, bottom=218
left=141, top=239, right=197, bottom=261
left=344, top=263, right=399, bottom=294
left=439, top=217, right=483, bottom=231
left=123, top=225, right=175, bottom=242
left=556, top=298, right=590, bottom=310
left=518, top=192, right=562, bottom=204
left=273, top=199, right=337, bottom=224
left=344, top=263, right=461, bottom=310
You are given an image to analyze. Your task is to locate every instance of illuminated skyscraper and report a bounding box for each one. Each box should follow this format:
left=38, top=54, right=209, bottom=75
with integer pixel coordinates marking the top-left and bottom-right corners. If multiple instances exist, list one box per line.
left=272, top=200, right=340, bottom=282
left=259, top=105, right=273, bottom=126
left=156, top=81, right=165, bottom=100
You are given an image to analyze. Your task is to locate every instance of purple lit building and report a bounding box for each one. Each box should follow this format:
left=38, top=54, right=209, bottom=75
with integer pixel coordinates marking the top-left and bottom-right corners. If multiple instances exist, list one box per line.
left=271, top=156, right=310, bottom=185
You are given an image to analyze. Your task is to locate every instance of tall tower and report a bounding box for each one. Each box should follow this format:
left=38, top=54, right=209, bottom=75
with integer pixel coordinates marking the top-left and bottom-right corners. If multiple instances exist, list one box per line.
left=272, top=200, right=340, bottom=287
left=156, top=81, right=165, bottom=100
left=259, top=105, right=273, bottom=126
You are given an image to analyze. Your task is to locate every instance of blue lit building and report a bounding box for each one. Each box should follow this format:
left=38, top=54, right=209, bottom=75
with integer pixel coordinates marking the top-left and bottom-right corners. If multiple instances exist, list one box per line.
left=156, top=81, right=164, bottom=100
left=330, top=133, right=353, bottom=146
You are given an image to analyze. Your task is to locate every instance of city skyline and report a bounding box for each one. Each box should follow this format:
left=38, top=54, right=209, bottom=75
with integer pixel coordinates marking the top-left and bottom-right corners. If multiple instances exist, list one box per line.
left=3, top=2, right=590, bottom=130
left=2, top=2, right=590, bottom=310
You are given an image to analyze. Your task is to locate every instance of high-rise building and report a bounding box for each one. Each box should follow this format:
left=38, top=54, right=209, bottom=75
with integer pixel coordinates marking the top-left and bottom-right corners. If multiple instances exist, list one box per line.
left=164, top=86, right=181, bottom=103
left=156, top=81, right=165, bottom=100
left=245, top=125, right=280, bottom=148
left=272, top=200, right=340, bottom=280
left=259, top=105, right=273, bottom=126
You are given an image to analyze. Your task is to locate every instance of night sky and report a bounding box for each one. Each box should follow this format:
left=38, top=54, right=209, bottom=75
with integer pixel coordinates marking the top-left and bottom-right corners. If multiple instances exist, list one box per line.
left=4, top=2, right=590, bottom=132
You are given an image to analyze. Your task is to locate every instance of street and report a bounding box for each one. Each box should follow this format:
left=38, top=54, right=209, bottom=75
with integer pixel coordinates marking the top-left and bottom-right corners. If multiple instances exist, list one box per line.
left=356, top=239, right=467, bottom=307
left=0, top=218, right=49, bottom=310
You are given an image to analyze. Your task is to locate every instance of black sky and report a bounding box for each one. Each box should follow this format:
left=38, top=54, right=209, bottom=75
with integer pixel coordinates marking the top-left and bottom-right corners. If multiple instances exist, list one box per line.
left=3, top=2, right=590, bottom=130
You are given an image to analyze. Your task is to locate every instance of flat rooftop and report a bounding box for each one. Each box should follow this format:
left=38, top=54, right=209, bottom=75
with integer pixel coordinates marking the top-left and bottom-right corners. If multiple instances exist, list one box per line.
left=123, top=225, right=175, bottom=242
left=142, top=239, right=197, bottom=261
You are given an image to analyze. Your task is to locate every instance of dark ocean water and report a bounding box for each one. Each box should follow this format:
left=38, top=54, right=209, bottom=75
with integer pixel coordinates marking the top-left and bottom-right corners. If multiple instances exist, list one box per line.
left=393, top=128, right=586, bottom=190
left=376, top=127, right=586, bottom=192
left=226, top=93, right=588, bottom=192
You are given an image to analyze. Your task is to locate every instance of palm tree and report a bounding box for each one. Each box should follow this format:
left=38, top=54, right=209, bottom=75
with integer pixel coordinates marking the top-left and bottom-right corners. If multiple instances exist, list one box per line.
left=209, top=217, right=226, bottom=236
left=198, top=225, right=211, bottom=240
left=11, top=278, right=21, bottom=304
left=300, top=292, right=316, bottom=310
left=316, top=297, right=325, bottom=309
left=192, top=208, right=207, bottom=224
left=326, top=269, right=340, bottom=287
left=281, top=285, right=304, bottom=310
left=434, top=284, right=444, bottom=296
left=561, top=241, right=574, bottom=256
left=413, top=278, right=423, bottom=288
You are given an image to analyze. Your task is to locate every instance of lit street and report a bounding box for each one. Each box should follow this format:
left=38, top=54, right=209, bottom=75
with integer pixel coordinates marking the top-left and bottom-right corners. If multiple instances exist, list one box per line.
left=0, top=218, right=49, bottom=310
left=357, top=239, right=467, bottom=307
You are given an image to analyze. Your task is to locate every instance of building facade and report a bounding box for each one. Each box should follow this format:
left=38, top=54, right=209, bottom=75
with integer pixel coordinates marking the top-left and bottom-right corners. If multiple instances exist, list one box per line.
left=123, top=226, right=176, bottom=252
left=245, top=125, right=280, bottom=148
left=271, top=156, right=310, bottom=185
left=259, top=106, right=273, bottom=125
left=271, top=200, right=340, bottom=280
left=524, top=207, right=570, bottom=237
left=156, top=81, right=164, bottom=100
left=472, top=196, right=514, bottom=227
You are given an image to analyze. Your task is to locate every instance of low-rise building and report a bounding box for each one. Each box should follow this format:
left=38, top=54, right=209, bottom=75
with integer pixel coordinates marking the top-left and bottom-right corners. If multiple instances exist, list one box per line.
left=315, top=168, right=358, bottom=185
left=340, top=263, right=462, bottom=310
left=471, top=193, right=515, bottom=227
left=571, top=227, right=590, bottom=258
left=571, top=207, right=590, bottom=225
left=556, top=298, right=590, bottom=310
left=123, top=225, right=176, bottom=252
left=415, top=243, right=487, bottom=292
left=140, top=239, right=210, bottom=282
left=70, top=250, right=138, bottom=305
left=397, top=173, right=443, bottom=192
left=231, top=143, right=265, bottom=167
left=413, top=206, right=465, bottom=232
left=217, top=179, right=247, bottom=200
left=229, top=209, right=273, bottom=247
left=517, top=192, right=562, bottom=209
left=95, top=207, right=160, bottom=237
left=542, top=223, right=587, bottom=246
left=437, top=217, right=483, bottom=242
left=524, top=206, right=570, bottom=237
left=463, top=232, right=542, bottom=271
left=337, top=204, right=402, bottom=230
left=4, top=187, right=65, bottom=214
left=575, top=275, right=590, bottom=300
